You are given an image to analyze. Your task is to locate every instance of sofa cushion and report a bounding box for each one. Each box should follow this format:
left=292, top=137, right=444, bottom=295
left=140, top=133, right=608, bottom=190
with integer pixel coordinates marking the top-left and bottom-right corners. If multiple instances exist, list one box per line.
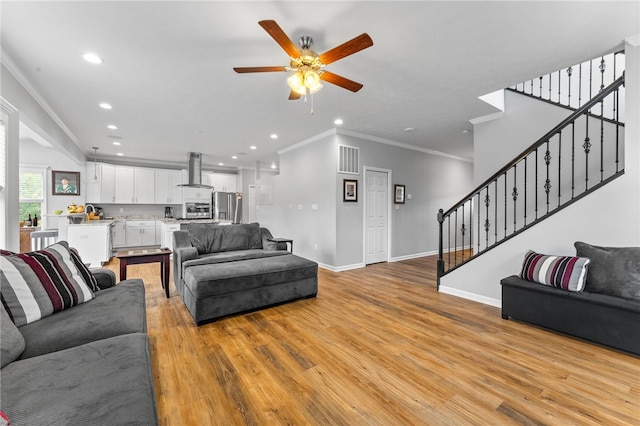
left=183, top=249, right=290, bottom=269
left=70, top=247, right=100, bottom=291
left=1, top=333, right=158, bottom=425
left=17, top=279, right=147, bottom=359
left=188, top=222, right=263, bottom=254
left=575, top=241, right=640, bottom=301
left=1, top=242, right=95, bottom=326
left=519, top=250, right=590, bottom=292
left=184, top=254, right=318, bottom=298
left=0, top=303, right=25, bottom=368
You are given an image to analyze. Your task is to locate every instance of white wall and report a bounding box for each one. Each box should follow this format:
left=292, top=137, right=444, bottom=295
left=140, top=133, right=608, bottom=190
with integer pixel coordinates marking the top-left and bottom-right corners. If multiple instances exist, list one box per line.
left=255, top=129, right=474, bottom=270
left=440, top=40, right=640, bottom=305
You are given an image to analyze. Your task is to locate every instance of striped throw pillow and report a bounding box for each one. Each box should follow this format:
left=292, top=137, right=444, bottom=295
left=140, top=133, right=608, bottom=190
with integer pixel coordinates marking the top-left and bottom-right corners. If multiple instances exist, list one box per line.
left=519, top=250, right=590, bottom=292
left=0, top=241, right=95, bottom=326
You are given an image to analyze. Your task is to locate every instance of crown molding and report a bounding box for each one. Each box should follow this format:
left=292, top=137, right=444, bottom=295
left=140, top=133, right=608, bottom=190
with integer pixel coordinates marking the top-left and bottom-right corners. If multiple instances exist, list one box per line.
left=336, top=128, right=473, bottom=163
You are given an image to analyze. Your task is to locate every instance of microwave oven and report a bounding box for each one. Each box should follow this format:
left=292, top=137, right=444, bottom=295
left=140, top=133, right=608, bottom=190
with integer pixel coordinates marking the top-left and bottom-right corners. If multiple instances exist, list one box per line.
left=182, top=201, right=212, bottom=219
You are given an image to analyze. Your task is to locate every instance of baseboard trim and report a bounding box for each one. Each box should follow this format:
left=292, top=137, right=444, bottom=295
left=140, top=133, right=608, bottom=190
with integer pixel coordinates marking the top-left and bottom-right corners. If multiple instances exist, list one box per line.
left=318, top=262, right=365, bottom=272
left=390, top=251, right=438, bottom=262
left=438, top=285, right=502, bottom=308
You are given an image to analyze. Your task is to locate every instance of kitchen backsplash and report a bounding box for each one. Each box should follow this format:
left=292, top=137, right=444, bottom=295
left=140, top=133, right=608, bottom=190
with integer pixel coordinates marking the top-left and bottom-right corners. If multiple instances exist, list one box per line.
left=97, top=204, right=181, bottom=218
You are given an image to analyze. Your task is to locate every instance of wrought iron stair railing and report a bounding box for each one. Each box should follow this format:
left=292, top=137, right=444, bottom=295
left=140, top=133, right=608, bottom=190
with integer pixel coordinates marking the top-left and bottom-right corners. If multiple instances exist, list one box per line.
left=508, top=51, right=625, bottom=121
left=437, top=73, right=625, bottom=288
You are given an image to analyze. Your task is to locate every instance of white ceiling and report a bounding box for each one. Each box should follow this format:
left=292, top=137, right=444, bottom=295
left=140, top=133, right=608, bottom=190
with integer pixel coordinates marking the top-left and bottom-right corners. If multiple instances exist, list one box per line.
left=2, top=1, right=638, bottom=170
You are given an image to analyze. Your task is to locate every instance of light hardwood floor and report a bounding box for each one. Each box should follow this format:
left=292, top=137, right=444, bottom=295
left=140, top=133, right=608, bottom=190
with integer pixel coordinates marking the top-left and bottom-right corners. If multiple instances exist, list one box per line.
left=102, top=256, right=639, bottom=425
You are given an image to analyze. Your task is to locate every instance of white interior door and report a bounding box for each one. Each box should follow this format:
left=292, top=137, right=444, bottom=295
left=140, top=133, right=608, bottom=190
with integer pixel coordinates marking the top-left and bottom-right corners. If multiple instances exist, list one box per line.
left=365, top=169, right=388, bottom=264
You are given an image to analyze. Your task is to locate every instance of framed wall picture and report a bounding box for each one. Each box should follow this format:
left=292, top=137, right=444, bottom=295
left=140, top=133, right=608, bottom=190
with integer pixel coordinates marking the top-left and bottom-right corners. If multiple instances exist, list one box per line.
left=343, top=179, right=358, bottom=202
left=394, top=184, right=405, bottom=204
left=52, top=170, right=80, bottom=195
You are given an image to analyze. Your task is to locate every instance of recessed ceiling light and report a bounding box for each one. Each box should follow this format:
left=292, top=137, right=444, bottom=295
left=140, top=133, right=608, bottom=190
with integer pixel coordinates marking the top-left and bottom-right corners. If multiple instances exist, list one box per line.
left=99, top=103, right=112, bottom=110
left=250, top=146, right=257, bottom=150
left=404, top=127, right=415, bottom=132
left=116, top=152, right=124, bottom=156
left=112, top=141, right=121, bottom=146
left=83, top=52, right=103, bottom=64
left=218, top=162, right=224, bottom=166
left=270, top=134, right=278, bottom=139
left=107, top=124, right=118, bottom=130
left=334, top=118, right=343, bottom=125
left=462, top=129, right=470, bottom=134
left=271, top=162, right=277, bottom=169
left=232, top=155, right=238, bottom=159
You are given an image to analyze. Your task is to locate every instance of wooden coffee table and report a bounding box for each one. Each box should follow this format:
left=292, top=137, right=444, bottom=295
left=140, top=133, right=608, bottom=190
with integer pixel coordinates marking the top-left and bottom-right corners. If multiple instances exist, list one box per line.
left=116, top=248, right=172, bottom=298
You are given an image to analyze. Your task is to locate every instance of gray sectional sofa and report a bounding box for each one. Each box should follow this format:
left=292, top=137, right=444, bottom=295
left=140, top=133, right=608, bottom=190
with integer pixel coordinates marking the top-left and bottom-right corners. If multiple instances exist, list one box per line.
left=173, top=222, right=318, bottom=325
left=501, top=241, right=640, bottom=355
left=1, top=268, right=158, bottom=425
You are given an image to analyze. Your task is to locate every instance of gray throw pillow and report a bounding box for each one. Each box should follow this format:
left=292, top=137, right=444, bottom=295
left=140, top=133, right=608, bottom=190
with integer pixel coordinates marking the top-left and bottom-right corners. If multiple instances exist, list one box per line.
left=1, top=303, right=26, bottom=368
left=575, top=241, right=640, bottom=301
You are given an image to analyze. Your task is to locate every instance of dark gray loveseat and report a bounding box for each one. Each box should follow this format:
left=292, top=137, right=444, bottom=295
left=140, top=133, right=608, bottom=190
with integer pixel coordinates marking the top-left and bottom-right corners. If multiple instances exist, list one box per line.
left=173, top=223, right=318, bottom=325
left=501, top=242, right=640, bottom=355
left=1, top=265, right=158, bottom=425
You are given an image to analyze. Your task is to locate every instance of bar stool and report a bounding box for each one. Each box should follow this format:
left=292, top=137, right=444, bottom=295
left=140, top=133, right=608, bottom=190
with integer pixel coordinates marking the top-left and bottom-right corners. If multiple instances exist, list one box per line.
left=30, top=229, right=59, bottom=251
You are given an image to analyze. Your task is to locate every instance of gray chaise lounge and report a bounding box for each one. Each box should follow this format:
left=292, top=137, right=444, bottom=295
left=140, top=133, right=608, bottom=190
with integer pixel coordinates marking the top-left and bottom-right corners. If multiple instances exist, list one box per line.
left=173, top=222, right=318, bottom=325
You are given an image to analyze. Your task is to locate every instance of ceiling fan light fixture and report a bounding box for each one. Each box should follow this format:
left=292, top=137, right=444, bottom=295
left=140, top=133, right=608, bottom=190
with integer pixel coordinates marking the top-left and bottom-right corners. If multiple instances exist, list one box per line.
left=287, top=70, right=305, bottom=94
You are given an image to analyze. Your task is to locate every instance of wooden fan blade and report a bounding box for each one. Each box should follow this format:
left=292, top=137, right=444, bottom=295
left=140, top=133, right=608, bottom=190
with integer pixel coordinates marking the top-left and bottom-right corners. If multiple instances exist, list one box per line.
left=320, top=71, right=364, bottom=92
left=319, top=33, right=373, bottom=65
left=258, top=20, right=301, bottom=58
left=233, top=66, right=287, bottom=73
left=288, top=91, right=302, bottom=100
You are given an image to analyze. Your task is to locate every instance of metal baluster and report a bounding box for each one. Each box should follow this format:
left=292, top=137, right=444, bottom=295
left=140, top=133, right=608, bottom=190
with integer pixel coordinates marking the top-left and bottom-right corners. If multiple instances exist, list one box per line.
left=484, top=186, right=490, bottom=250
left=494, top=180, right=498, bottom=245
left=512, top=165, right=518, bottom=233
left=600, top=97, right=605, bottom=182
left=557, top=69, right=561, bottom=104
left=503, top=172, right=507, bottom=238
left=538, top=76, right=543, bottom=98
left=535, top=148, right=539, bottom=220
left=584, top=111, right=591, bottom=191
left=599, top=57, right=605, bottom=91
left=524, top=156, right=528, bottom=226
left=477, top=193, right=481, bottom=254
left=578, top=63, right=583, bottom=108
left=447, top=214, right=451, bottom=271
left=544, top=141, right=552, bottom=214
left=461, top=204, right=465, bottom=262
left=567, top=66, right=573, bottom=108
left=557, top=131, right=562, bottom=207
left=454, top=210, right=458, bottom=266
left=571, top=121, right=576, bottom=198
left=615, top=84, right=620, bottom=172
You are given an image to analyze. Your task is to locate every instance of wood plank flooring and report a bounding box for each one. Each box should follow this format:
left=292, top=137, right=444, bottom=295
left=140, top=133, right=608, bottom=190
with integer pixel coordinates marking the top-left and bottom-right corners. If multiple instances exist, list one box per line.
left=101, top=256, right=640, bottom=425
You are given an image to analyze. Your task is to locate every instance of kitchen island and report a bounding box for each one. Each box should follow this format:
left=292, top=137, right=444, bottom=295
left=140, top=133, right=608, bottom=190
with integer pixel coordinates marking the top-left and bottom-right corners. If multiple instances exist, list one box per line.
left=67, top=220, right=114, bottom=267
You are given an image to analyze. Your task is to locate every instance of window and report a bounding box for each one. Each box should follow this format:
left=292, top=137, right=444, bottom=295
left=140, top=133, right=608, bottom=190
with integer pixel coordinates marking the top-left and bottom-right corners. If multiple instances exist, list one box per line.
left=19, top=167, right=45, bottom=222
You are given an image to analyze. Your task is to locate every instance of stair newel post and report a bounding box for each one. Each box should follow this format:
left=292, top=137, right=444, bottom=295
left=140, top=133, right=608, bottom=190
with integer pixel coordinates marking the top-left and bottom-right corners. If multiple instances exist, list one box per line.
left=437, top=209, right=445, bottom=290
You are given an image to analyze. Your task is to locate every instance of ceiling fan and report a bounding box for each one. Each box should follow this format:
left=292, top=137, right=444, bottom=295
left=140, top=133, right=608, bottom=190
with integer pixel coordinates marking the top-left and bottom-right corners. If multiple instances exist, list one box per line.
left=233, top=20, right=373, bottom=100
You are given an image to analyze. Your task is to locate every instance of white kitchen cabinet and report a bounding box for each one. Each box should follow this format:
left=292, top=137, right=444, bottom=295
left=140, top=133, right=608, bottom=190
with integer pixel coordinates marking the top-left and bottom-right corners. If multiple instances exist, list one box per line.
left=125, top=221, right=157, bottom=247
left=67, top=223, right=112, bottom=267
left=115, top=166, right=155, bottom=204
left=155, top=220, right=162, bottom=245
left=85, top=162, right=116, bottom=203
left=209, top=173, right=238, bottom=192
left=155, top=169, right=183, bottom=205
left=161, top=222, right=181, bottom=251
left=111, top=221, right=127, bottom=248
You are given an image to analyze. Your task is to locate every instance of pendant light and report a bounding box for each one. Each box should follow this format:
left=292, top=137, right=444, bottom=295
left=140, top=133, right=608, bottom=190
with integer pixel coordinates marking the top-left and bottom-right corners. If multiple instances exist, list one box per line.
left=90, top=147, right=99, bottom=183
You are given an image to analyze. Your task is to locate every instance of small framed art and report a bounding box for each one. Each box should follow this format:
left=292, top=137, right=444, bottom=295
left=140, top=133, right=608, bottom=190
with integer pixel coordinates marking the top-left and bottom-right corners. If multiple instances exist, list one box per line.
left=343, top=179, right=358, bottom=202
left=394, top=184, right=405, bottom=204
left=52, top=170, right=80, bottom=196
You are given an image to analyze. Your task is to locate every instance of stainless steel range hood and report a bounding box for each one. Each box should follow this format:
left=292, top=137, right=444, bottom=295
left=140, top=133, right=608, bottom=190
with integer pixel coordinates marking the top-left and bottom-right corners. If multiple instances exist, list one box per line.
left=178, top=152, right=215, bottom=189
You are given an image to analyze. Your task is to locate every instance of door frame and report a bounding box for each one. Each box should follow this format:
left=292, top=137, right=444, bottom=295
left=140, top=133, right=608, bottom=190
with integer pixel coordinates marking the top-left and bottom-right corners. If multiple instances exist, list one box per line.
left=362, top=166, right=392, bottom=265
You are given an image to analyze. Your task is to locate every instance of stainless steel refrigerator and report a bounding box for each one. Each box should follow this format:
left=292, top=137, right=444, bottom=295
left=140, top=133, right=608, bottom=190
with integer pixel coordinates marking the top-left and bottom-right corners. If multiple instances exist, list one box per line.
left=212, top=192, right=243, bottom=223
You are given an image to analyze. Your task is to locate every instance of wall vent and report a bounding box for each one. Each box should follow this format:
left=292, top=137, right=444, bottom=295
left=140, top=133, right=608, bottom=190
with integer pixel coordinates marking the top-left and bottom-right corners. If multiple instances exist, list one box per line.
left=338, top=145, right=359, bottom=174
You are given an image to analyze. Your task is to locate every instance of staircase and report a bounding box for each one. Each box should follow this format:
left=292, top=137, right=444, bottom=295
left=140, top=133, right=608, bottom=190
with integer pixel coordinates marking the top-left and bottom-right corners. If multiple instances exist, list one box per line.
left=437, top=52, right=627, bottom=288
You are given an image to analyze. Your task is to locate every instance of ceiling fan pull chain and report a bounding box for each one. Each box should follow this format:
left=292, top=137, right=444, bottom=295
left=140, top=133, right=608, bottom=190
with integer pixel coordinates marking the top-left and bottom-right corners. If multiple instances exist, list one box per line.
left=310, top=92, right=315, bottom=115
